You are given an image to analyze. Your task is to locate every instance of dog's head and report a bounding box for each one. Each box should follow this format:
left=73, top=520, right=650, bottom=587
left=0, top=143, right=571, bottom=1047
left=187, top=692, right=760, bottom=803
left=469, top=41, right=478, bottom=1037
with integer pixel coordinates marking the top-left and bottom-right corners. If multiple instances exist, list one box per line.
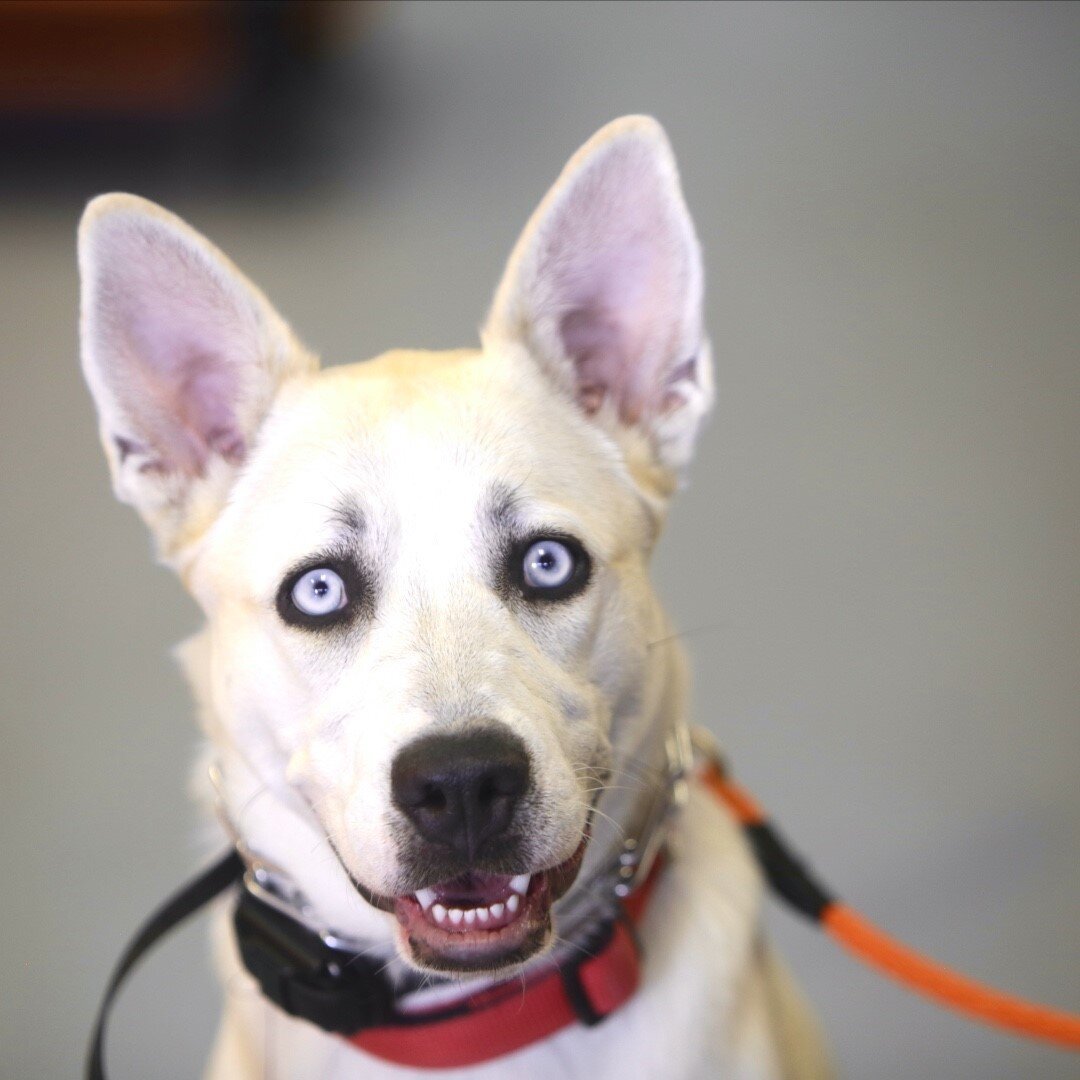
left=79, top=117, right=712, bottom=975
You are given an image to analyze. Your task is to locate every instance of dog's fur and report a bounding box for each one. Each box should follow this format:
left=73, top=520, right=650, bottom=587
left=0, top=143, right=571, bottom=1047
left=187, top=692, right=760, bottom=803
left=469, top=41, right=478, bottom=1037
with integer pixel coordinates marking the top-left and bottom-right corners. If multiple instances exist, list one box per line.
left=80, top=117, right=832, bottom=1078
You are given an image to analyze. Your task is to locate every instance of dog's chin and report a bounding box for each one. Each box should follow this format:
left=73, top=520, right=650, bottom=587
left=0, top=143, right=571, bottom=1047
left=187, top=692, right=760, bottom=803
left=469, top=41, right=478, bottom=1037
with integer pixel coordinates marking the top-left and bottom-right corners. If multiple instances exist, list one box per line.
left=390, top=839, right=588, bottom=976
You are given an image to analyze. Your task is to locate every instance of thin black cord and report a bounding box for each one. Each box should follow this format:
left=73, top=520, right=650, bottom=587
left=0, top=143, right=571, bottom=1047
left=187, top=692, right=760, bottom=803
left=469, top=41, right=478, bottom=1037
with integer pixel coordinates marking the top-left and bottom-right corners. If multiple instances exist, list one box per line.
left=86, top=850, right=244, bottom=1080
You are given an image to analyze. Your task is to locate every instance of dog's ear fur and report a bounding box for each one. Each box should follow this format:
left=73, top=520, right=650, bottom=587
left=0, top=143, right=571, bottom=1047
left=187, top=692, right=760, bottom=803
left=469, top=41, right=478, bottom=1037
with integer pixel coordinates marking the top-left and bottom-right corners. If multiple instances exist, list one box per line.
left=483, top=115, right=713, bottom=476
left=79, top=194, right=318, bottom=561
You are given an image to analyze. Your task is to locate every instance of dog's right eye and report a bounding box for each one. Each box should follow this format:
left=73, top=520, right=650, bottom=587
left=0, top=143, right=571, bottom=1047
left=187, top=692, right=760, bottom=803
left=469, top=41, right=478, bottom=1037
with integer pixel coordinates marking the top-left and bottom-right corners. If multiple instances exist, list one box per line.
left=277, top=564, right=355, bottom=629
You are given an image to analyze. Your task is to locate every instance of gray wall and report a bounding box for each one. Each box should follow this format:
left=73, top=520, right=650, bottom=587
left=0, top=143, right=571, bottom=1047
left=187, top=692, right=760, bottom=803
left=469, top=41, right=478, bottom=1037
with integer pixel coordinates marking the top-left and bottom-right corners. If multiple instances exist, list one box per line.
left=1, top=3, right=1077, bottom=1077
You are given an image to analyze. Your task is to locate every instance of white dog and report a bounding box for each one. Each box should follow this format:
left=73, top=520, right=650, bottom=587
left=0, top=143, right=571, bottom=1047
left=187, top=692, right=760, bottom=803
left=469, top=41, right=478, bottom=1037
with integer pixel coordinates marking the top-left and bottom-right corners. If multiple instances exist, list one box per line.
left=80, top=116, right=832, bottom=1079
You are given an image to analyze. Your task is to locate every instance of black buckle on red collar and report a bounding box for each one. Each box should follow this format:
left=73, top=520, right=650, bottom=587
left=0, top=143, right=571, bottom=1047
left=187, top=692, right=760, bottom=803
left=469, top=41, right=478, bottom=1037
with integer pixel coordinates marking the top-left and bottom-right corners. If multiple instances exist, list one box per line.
left=557, top=915, right=621, bottom=1027
left=233, top=887, right=395, bottom=1034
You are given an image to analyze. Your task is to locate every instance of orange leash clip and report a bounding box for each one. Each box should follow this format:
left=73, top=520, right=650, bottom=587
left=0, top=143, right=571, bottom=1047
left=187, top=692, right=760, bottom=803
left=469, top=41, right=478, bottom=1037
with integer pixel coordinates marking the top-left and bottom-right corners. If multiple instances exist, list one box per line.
left=698, top=755, right=1080, bottom=1051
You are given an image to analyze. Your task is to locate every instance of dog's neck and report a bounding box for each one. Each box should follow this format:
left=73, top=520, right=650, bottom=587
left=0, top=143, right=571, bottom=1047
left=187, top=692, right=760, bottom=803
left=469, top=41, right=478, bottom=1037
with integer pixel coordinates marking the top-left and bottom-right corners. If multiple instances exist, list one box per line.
left=184, top=612, right=690, bottom=987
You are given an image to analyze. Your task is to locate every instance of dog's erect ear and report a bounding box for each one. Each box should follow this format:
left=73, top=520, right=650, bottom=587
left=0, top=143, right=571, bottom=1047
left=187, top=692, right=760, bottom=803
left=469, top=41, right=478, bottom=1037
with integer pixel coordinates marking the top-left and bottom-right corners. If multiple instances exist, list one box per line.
left=79, top=194, right=318, bottom=561
left=483, top=116, right=712, bottom=474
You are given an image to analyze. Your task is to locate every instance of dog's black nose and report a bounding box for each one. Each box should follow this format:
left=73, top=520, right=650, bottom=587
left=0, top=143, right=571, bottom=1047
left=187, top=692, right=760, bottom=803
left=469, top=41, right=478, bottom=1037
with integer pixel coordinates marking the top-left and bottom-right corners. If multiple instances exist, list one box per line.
left=391, top=728, right=530, bottom=861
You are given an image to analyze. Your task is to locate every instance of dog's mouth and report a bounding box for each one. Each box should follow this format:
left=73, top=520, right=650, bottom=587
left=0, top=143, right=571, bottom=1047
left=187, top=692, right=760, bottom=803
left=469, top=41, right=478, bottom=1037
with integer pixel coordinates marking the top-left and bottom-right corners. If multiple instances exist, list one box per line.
left=391, top=839, right=588, bottom=973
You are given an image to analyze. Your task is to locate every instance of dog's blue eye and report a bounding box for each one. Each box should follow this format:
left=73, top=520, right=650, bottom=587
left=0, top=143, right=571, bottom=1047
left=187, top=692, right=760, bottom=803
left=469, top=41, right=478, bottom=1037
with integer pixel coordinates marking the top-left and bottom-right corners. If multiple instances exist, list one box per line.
left=291, top=568, right=347, bottom=617
left=522, top=540, right=575, bottom=590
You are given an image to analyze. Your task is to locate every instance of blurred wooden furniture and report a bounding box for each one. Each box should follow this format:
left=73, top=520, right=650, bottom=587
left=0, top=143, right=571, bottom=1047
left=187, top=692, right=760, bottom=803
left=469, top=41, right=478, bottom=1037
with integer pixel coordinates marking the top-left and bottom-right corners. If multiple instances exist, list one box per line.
left=0, top=0, right=349, bottom=117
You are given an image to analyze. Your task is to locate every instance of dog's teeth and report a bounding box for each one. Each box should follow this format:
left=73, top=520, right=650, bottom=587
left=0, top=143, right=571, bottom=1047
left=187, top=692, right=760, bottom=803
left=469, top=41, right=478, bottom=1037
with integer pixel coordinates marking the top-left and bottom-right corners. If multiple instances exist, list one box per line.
left=506, top=893, right=520, bottom=914
left=432, top=904, right=447, bottom=924
left=490, top=902, right=505, bottom=919
left=509, top=874, right=531, bottom=896
left=449, top=908, right=464, bottom=925
left=476, top=907, right=490, bottom=923
left=464, top=908, right=476, bottom=925
left=414, top=888, right=436, bottom=911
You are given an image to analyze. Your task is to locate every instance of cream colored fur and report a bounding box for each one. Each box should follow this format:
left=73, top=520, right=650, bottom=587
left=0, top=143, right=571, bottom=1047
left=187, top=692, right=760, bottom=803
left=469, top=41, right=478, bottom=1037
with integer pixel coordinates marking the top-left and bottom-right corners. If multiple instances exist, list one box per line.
left=79, top=116, right=832, bottom=1079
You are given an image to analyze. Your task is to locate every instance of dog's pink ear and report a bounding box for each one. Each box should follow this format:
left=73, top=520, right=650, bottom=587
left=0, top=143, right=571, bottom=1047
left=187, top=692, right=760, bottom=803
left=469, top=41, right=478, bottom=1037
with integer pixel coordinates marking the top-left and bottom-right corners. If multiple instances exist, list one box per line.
left=79, top=194, right=317, bottom=560
left=484, top=116, right=712, bottom=473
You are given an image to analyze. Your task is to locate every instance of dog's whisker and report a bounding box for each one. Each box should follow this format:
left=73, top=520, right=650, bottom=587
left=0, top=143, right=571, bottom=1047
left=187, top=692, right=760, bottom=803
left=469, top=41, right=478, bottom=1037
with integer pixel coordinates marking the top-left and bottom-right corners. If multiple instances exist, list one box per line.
left=644, top=622, right=728, bottom=651
left=231, top=783, right=271, bottom=831
left=550, top=930, right=603, bottom=962
left=611, top=753, right=681, bottom=782
left=584, top=805, right=627, bottom=840
left=340, top=942, right=394, bottom=970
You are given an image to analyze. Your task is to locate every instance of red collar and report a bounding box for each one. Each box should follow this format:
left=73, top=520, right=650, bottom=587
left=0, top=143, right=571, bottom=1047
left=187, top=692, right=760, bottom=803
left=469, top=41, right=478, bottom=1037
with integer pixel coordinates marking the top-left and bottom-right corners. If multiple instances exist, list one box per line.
left=349, top=856, right=664, bottom=1069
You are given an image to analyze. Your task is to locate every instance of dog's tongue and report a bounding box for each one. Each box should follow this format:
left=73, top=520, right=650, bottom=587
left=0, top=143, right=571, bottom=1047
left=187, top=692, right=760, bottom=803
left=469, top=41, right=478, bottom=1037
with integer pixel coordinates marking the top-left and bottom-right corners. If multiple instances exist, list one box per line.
left=438, top=868, right=505, bottom=902
left=416, top=864, right=527, bottom=907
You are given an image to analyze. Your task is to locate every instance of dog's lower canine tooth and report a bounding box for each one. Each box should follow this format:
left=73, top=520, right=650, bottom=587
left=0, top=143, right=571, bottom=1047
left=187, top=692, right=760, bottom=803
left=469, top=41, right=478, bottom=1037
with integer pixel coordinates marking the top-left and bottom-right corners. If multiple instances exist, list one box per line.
left=415, top=888, right=436, bottom=910
left=507, top=893, right=520, bottom=914
left=509, top=874, right=531, bottom=895
left=432, top=904, right=447, bottom=923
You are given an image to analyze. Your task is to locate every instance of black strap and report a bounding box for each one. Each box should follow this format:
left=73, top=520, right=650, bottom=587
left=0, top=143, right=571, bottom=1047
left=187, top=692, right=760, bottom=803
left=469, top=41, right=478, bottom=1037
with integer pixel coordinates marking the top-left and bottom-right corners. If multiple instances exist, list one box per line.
left=86, top=850, right=245, bottom=1080
left=743, top=822, right=835, bottom=921
left=557, top=915, right=620, bottom=1027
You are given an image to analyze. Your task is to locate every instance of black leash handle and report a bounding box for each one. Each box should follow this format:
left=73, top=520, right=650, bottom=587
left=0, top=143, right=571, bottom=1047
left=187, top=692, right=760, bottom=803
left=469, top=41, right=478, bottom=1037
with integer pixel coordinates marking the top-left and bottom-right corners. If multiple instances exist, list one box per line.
left=86, top=850, right=244, bottom=1080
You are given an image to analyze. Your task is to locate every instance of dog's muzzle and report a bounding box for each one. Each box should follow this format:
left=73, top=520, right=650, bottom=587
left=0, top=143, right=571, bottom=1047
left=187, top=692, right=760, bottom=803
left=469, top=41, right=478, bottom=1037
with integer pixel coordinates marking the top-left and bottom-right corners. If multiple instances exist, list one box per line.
left=373, top=725, right=582, bottom=972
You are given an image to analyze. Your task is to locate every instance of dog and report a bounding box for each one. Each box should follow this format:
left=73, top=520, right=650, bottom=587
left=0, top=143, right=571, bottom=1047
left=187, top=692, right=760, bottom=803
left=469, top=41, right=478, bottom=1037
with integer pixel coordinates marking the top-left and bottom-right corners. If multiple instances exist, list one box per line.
left=79, top=116, right=833, bottom=1079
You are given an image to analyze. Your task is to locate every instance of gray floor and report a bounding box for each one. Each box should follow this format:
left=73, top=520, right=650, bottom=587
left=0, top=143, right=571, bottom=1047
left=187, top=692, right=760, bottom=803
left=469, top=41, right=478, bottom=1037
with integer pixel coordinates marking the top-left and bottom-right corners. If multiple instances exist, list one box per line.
left=2, top=3, right=1078, bottom=1077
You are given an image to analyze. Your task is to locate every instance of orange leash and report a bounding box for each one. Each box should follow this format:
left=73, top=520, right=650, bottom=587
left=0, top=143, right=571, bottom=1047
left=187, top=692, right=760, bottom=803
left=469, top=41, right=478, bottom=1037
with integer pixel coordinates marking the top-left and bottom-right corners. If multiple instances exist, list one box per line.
left=700, top=761, right=1080, bottom=1051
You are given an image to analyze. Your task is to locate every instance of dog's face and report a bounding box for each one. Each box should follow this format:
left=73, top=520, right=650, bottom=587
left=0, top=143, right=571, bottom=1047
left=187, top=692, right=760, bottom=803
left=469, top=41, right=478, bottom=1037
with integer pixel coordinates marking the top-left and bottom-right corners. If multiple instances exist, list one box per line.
left=195, top=348, right=666, bottom=971
left=79, top=117, right=712, bottom=975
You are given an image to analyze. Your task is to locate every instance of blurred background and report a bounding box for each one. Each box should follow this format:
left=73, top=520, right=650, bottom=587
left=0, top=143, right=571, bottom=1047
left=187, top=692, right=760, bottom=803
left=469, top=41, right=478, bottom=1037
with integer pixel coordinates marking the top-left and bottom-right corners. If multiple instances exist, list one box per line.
left=0, top=2, right=1077, bottom=1077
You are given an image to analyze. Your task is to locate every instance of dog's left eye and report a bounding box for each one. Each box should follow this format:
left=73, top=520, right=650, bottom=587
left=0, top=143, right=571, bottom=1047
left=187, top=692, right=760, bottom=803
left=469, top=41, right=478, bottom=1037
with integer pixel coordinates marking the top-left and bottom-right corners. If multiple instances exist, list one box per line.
left=515, top=537, right=590, bottom=600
